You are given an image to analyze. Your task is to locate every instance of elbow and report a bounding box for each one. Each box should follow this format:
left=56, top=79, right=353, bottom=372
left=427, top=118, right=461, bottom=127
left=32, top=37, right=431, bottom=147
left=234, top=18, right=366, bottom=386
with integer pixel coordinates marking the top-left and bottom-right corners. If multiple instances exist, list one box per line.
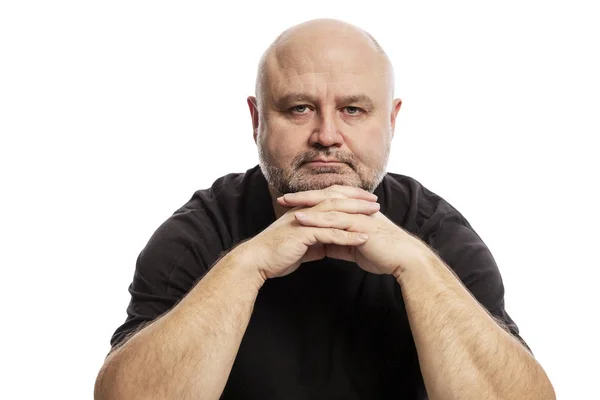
left=533, top=362, right=556, bottom=400
left=507, top=375, right=556, bottom=400
left=538, top=380, right=556, bottom=400
left=94, top=354, right=124, bottom=400
left=94, top=351, right=138, bottom=400
left=94, top=363, right=113, bottom=400
left=94, top=350, right=163, bottom=400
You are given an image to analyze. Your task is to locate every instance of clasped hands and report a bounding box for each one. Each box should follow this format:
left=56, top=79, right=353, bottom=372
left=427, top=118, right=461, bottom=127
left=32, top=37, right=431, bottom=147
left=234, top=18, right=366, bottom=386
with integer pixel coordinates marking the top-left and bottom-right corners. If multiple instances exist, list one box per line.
left=247, top=185, right=431, bottom=281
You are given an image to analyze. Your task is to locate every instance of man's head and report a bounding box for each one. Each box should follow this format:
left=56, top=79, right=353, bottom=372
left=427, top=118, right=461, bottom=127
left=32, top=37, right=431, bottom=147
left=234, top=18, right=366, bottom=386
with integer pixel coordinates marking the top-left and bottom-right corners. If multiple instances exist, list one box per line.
left=248, top=18, right=402, bottom=195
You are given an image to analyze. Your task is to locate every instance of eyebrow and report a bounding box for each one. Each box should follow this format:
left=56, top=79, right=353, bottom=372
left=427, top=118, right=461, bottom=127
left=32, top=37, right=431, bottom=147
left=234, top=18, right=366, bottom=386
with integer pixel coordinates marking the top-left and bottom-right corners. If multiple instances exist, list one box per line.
left=273, top=92, right=376, bottom=110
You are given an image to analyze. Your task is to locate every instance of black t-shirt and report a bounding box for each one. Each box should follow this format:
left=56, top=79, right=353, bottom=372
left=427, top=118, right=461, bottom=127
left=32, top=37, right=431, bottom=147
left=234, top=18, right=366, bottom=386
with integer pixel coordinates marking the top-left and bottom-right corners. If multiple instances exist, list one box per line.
left=109, top=165, right=530, bottom=399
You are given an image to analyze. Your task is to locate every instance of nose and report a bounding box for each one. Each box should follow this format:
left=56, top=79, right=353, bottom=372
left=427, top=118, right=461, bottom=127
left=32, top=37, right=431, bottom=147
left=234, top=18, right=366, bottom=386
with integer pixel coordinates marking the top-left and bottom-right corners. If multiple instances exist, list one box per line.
left=308, top=109, right=344, bottom=148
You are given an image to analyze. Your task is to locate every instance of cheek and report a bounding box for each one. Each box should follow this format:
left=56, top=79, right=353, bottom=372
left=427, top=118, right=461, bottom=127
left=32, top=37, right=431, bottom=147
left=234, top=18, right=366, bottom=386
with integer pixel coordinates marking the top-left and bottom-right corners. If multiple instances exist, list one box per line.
left=263, top=124, right=307, bottom=165
left=346, top=126, right=390, bottom=161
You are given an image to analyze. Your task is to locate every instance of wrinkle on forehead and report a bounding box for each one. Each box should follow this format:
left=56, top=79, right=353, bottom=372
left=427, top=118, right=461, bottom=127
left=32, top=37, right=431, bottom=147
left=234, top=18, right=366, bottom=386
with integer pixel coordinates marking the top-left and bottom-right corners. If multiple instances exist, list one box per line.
left=270, top=72, right=385, bottom=99
left=269, top=50, right=389, bottom=103
left=267, top=63, right=391, bottom=107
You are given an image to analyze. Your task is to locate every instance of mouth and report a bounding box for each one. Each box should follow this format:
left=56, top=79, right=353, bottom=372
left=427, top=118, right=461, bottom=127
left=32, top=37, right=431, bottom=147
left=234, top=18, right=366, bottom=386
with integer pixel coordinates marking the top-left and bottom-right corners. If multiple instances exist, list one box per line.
left=305, top=161, right=346, bottom=167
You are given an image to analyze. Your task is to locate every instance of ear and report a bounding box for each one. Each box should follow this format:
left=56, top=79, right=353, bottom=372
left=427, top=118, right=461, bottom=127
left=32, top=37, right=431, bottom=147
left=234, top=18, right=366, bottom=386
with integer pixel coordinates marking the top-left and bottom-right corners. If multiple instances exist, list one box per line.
left=247, top=96, right=260, bottom=143
left=390, top=98, right=402, bottom=139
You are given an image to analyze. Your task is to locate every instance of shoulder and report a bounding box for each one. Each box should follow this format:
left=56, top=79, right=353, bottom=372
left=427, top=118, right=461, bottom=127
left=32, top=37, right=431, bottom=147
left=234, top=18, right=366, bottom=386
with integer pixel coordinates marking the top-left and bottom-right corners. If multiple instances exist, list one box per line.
left=383, top=172, right=498, bottom=277
left=381, top=172, right=489, bottom=267
left=142, top=166, right=263, bottom=269
left=380, top=172, right=463, bottom=238
left=176, top=168, right=253, bottom=215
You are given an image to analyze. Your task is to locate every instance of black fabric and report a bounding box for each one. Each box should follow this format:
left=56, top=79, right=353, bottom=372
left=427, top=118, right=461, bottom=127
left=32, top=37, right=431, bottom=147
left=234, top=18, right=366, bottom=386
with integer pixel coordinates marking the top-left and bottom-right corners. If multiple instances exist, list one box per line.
left=109, top=165, right=530, bottom=399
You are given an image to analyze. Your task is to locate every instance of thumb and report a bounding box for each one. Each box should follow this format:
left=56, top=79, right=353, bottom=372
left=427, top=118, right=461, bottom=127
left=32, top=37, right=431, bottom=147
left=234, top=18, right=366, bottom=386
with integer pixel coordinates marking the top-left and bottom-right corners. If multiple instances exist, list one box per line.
left=301, top=243, right=326, bottom=263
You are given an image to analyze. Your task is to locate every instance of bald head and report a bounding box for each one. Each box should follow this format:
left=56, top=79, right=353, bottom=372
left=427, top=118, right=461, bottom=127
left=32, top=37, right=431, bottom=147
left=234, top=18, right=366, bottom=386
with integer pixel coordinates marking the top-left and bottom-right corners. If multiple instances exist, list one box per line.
left=254, top=19, right=395, bottom=113
left=249, top=19, right=402, bottom=196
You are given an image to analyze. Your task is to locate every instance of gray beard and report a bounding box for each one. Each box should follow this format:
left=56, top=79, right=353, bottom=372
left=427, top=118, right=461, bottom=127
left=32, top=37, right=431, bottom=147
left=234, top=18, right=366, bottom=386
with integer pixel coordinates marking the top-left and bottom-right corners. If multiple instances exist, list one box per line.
left=257, top=138, right=389, bottom=195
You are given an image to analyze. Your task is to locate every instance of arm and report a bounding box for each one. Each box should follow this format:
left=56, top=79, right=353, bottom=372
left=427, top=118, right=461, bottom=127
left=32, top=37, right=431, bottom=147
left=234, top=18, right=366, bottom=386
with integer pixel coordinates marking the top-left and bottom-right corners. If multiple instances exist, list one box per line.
left=95, top=189, right=379, bottom=400
left=94, top=244, right=265, bottom=400
left=396, top=251, right=555, bottom=400
left=278, top=187, right=555, bottom=400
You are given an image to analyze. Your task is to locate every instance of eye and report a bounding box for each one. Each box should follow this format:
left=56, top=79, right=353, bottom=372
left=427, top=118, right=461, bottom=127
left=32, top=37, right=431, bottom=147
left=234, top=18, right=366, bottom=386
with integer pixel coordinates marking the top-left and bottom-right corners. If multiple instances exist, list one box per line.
left=344, top=106, right=362, bottom=115
left=290, top=105, right=310, bottom=114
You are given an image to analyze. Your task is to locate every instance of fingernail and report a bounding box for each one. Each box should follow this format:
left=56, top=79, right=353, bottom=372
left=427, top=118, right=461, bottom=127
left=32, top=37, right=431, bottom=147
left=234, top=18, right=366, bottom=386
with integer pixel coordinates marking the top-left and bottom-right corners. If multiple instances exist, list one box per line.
left=295, top=212, right=307, bottom=219
left=358, top=233, right=369, bottom=240
left=368, top=202, right=380, bottom=209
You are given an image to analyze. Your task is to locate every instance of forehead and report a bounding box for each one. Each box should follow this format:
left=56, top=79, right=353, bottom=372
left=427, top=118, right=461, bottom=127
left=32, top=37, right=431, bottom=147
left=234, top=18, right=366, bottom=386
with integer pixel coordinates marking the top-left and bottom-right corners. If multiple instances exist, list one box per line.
left=266, top=66, right=390, bottom=104
left=265, top=42, right=390, bottom=100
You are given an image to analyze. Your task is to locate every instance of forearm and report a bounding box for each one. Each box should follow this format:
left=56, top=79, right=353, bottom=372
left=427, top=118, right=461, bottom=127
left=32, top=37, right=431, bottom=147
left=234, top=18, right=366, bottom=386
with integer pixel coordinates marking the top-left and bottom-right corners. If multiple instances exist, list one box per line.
left=95, top=243, right=265, bottom=400
left=396, top=253, right=555, bottom=400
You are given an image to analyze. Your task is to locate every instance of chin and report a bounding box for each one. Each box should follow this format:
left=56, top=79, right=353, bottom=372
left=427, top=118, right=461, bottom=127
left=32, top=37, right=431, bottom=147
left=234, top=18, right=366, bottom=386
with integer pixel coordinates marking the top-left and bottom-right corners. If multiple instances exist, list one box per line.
left=290, top=172, right=363, bottom=192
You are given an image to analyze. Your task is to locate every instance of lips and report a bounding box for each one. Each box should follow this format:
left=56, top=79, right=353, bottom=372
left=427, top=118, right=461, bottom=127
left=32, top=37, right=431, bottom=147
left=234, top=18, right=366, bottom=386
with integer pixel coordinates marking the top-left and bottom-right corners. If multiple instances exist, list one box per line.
left=307, top=158, right=343, bottom=163
left=306, top=161, right=346, bottom=166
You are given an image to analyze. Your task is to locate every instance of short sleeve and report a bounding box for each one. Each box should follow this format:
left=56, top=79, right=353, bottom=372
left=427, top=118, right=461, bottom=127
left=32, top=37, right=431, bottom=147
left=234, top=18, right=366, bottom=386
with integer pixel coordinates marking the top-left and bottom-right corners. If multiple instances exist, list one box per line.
left=108, top=209, right=223, bottom=353
left=428, top=211, right=534, bottom=356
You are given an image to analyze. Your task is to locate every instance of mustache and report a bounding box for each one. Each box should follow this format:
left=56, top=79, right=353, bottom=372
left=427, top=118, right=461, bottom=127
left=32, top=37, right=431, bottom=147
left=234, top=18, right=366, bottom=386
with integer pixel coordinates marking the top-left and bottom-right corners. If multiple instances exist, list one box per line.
left=292, top=150, right=358, bottom=171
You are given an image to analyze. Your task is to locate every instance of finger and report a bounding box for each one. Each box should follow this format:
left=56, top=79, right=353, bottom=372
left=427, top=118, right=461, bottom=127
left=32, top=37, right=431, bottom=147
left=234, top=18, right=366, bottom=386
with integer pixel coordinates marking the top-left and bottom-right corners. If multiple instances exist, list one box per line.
left=279, top=186, right=377, bottom=206
left=302, top=243, right=326, bottom=263
left=324, top=244, right=357, bottom=263
left=277, top=190, right=346, bottom=207
left=278, top=185, right=377, bottom=207
left=295, top=210, right=371, bottom=231
left=301, top=226, right=369, bottom=247
left=325, top=185, right=378, bottom=200
left=312, top=198, right=380, bottom=214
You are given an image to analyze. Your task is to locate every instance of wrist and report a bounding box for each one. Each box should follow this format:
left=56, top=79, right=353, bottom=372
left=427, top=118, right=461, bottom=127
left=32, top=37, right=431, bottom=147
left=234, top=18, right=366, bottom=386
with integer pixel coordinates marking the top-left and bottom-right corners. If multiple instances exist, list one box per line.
left=226, top=240, right=267, bottom=289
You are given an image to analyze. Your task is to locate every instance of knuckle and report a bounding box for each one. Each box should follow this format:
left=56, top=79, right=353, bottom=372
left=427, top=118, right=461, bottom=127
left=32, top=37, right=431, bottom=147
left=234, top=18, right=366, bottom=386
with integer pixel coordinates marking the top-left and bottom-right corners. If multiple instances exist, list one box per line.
left=329, top=228, right=341, bottom=237
left=329, top=197, right=344, bottom=207
left=324, top=211, right=338, bottom=222
left=362, top=199, right=376, bottom=209
left=320, top=198, right=333, bottom=209
left=348, top=231, right=359, bottom=240
left=326, top=186, right=345, bottom=197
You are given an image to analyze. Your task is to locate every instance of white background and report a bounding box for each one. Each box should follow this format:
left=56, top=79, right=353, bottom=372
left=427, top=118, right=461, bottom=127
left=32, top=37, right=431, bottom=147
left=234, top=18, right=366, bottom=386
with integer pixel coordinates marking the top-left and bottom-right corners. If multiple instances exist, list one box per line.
left=1, top=1, right=598, bottom=398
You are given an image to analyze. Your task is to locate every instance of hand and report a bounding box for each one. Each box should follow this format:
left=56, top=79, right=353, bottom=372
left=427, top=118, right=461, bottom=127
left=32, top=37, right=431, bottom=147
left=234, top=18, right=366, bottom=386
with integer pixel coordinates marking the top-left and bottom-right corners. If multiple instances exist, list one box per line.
left=278, top=185, right=430, bottom=278
left=246, top=186, right=380, bottom=280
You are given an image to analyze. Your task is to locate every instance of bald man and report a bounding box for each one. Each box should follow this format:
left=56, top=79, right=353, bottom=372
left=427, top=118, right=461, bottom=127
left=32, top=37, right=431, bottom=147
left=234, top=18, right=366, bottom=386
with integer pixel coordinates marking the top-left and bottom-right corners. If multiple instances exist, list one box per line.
left=95, top=19, right=555, bottom=400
